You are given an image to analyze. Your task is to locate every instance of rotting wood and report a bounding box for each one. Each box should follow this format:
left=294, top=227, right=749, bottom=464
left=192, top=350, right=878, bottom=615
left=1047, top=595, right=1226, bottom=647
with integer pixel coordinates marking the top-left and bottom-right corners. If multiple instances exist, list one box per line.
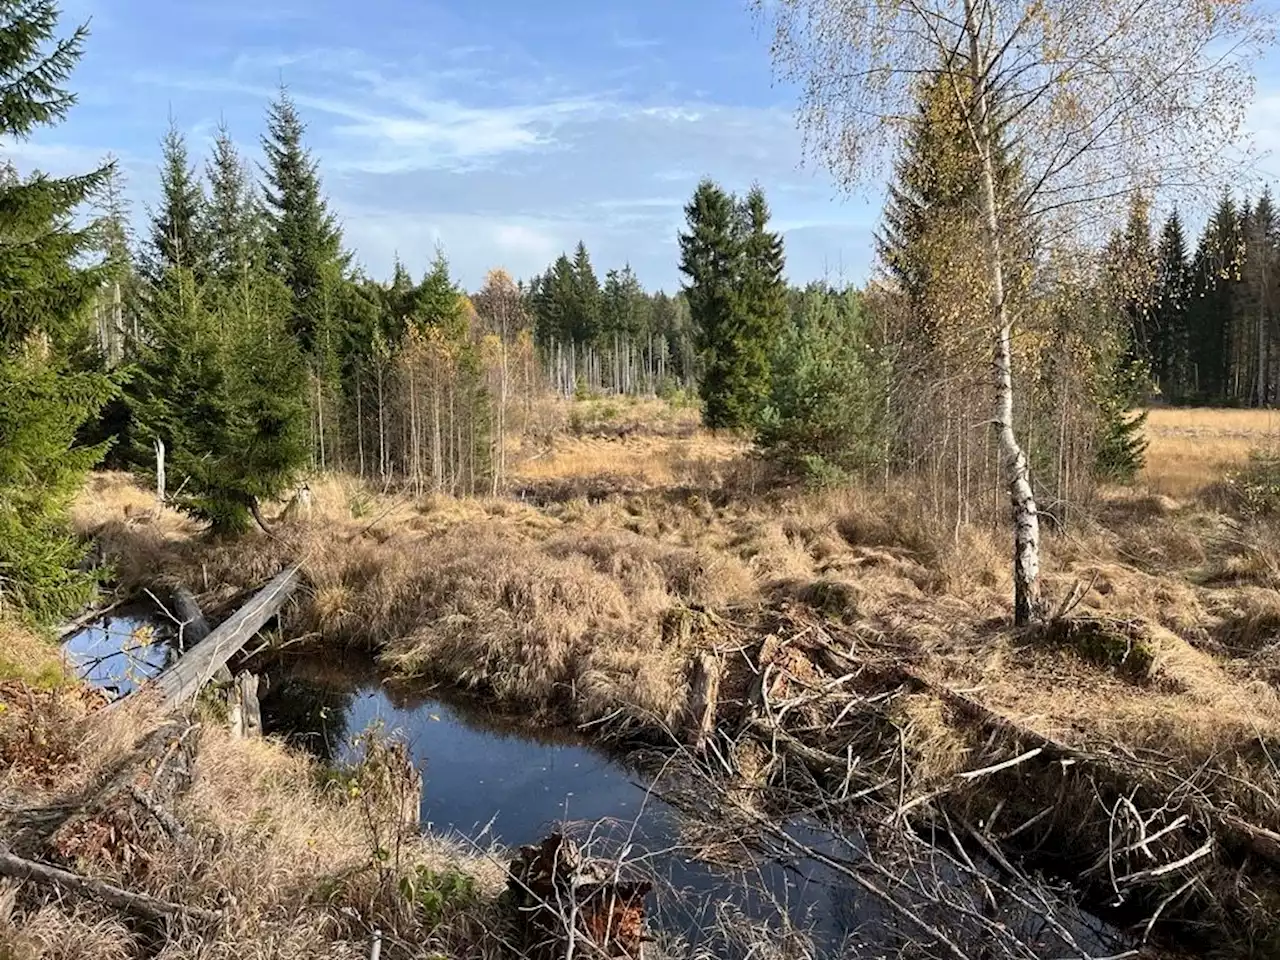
left=127, top=785, right=193, bottom=851
left=0, top=844, right=221, bottom=925
left=686, top=652, right=721, bottom=753
left=170, top=585, right=211, bottom=648
left=507, top=833, right=652, bottom=960
left=228, top=672, right=262, bottom=739
left=107, top=565, right=301, bottom=716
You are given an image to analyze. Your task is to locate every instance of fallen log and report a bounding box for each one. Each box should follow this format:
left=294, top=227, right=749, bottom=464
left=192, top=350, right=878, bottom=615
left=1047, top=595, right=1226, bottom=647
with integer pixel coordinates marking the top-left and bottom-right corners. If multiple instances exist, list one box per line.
left=170, top=585, right=211, bottom=647
left=0, top=844, right=221, bottom=925
left=108, top=565, right=301, bottom=715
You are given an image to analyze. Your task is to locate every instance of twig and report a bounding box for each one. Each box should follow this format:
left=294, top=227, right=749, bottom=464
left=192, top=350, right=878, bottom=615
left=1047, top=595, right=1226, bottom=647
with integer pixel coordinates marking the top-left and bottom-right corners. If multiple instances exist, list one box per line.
left=957, top=747, right=1044, bottom=780
left=56, top=599, right=125, bottom=640
left=1141, top=876, right=1197, bottom=943
left=1115, top=838, right=1214, bottom=885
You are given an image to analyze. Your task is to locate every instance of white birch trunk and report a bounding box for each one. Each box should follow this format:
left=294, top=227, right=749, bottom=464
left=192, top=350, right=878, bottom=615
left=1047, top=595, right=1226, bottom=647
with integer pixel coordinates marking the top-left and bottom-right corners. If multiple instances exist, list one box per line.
left=964, top=3, right=1041, bottom=625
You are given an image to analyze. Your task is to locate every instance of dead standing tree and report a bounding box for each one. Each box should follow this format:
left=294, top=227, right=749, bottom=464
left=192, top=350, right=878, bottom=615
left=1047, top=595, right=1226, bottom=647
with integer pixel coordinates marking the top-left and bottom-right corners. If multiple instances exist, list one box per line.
left=758, top=0, right=1269, bottom=623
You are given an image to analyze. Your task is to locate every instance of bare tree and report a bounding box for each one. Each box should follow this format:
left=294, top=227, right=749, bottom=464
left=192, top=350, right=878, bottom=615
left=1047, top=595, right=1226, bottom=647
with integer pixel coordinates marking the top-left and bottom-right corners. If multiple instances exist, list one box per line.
left=758, top=0, right=1269, bottom=623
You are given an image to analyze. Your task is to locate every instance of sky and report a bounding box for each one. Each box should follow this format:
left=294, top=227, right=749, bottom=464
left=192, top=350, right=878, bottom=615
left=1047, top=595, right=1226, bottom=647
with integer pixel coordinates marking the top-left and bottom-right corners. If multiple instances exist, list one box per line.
left=9, top=0, right=1280, bottom=292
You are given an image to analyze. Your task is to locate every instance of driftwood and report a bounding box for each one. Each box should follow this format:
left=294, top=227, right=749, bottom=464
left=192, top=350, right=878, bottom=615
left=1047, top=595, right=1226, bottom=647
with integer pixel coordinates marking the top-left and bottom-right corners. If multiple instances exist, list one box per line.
left=109, top=565, right=300, bottom=715
left=507, top=834, right=651, bottom=960
left=0, top=844, right=221, bottom=925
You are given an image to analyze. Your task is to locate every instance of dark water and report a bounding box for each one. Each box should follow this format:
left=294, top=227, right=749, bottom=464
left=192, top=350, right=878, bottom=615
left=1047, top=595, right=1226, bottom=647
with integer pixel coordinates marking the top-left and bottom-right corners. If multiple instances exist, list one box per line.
left=256, top=655, right=855, bottom=948
left=61, top=604, right=178, bottom=699
left=63, top=612, right=1131, bottom=955
left=257, top=654, right=1129, bottom=956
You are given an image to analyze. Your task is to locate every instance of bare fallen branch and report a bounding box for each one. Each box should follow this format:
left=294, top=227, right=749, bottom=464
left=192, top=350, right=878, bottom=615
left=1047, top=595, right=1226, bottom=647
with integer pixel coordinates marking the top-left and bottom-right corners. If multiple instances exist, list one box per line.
left=0, top=845, right=221, bottom=925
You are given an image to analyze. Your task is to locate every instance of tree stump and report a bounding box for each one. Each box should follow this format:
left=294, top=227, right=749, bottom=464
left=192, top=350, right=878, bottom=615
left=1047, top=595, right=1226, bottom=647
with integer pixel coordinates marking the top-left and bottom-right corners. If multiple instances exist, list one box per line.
left=228, top=672, right=261, bottom=739
left=686, top=652, right=721, bottom=753
left=507, top=834, right=652, bottom=960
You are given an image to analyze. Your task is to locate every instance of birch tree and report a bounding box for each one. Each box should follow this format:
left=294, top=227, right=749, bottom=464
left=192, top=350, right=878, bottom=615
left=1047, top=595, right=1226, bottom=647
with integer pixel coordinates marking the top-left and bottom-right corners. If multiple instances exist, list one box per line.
left=758, top=0, right=1269, bottom=624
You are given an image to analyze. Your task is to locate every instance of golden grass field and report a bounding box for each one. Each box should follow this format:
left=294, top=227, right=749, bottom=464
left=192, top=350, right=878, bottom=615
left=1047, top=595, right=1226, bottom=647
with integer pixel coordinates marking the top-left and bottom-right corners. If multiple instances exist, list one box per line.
left=1142, top=406, right=1280, bottom=497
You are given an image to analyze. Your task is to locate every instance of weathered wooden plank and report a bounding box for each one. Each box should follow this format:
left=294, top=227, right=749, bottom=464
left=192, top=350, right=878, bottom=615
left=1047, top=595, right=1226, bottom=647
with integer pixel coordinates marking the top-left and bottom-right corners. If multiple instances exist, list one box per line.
left=113, top=566, right=300, bottom=714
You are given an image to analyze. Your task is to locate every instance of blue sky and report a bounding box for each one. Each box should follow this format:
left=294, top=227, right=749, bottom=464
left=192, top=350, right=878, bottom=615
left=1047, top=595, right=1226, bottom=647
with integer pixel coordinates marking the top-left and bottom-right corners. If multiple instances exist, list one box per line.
left=8, top=0, right=875, bottom=292
left=10, top=0, right=1280, bottom=292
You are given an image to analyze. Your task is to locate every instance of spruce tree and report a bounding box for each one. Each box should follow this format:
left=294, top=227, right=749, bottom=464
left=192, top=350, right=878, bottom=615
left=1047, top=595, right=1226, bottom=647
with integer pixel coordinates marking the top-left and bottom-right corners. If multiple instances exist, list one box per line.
left=144, top=118, right=209, bottom=284
left=568, top=241, right=601, bottom=345
left=679, top=179, right=751, bottom=429
left=877, top=65, right=1023, bottom=325
left=1241, top=188, right=1277, bottom=406
left=204, top=120, right=261, bottom=285
left=738, top=185, right=788, bottom=406
left=414, top=248, right=462, bottom=328
left=0, top=1, right=118, bottom=620
left=260, top=86, right=344, bottom=354
left=130, top=264, right=308, bottom=536
left=1153, top=211, right=1192, bottom=399
left=1188, top=191, right=1243, bottom=402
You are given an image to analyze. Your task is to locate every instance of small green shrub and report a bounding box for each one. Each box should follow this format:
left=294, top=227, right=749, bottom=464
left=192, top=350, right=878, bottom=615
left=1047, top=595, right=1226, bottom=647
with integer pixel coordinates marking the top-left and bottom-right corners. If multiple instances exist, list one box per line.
left=348, top=489, right=373, bottom=519
left=801, top=455, right=852, bottom=490
left=399, top=865, right=477, bottom=926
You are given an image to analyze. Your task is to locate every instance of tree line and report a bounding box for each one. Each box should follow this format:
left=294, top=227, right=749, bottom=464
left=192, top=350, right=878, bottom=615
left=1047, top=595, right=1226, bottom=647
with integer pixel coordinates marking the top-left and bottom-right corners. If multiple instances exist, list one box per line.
left=0, top=0, right=1265, bottom=630
left=1121, top=189, right=1280, bottom=408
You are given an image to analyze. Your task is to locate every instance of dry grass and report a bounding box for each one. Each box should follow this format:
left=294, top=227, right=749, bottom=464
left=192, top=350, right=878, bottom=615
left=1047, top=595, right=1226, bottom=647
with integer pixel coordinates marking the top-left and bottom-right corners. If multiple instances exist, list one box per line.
left=0, top=619, right=71, bottom=691
left=0, top=636, right=510, bottom=960
left=1142, top=406, right=1280, bottom=497
left=58, top=399, right=1280, bottom=948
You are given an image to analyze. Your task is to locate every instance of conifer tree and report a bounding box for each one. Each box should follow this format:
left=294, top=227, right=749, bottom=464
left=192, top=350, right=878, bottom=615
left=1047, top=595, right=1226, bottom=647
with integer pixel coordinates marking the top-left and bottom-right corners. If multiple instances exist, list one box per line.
left=1241, top=187, right=1277, bottom=406
left=204, top=120, right=261, bottom=285
left=738, top=185, right=788, bottom=400
left=145, top=118, right=208, bottom=284
left=758, top=283, right=881, bottom=479
left=130, top=264, right=308, bottom=536
left=568, top=241, right=601, bottom=345
left=1153, top=211, right=1192, bottom=398
left=0, top=0, right=118, bottom=619
left=679, top=179, right=748, bottom=429
left=1188, top=191, right=1243, bottom=402
left=414, top=248, right=462, bottom=327
left=260, top=86, right=344, bottom=354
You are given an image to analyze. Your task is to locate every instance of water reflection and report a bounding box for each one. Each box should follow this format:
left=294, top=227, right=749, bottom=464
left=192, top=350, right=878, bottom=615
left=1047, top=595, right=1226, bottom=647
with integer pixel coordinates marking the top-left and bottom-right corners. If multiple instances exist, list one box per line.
left=255, top=652, right=858, bottom=951
left=61, top=605, right=175, bottom=699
